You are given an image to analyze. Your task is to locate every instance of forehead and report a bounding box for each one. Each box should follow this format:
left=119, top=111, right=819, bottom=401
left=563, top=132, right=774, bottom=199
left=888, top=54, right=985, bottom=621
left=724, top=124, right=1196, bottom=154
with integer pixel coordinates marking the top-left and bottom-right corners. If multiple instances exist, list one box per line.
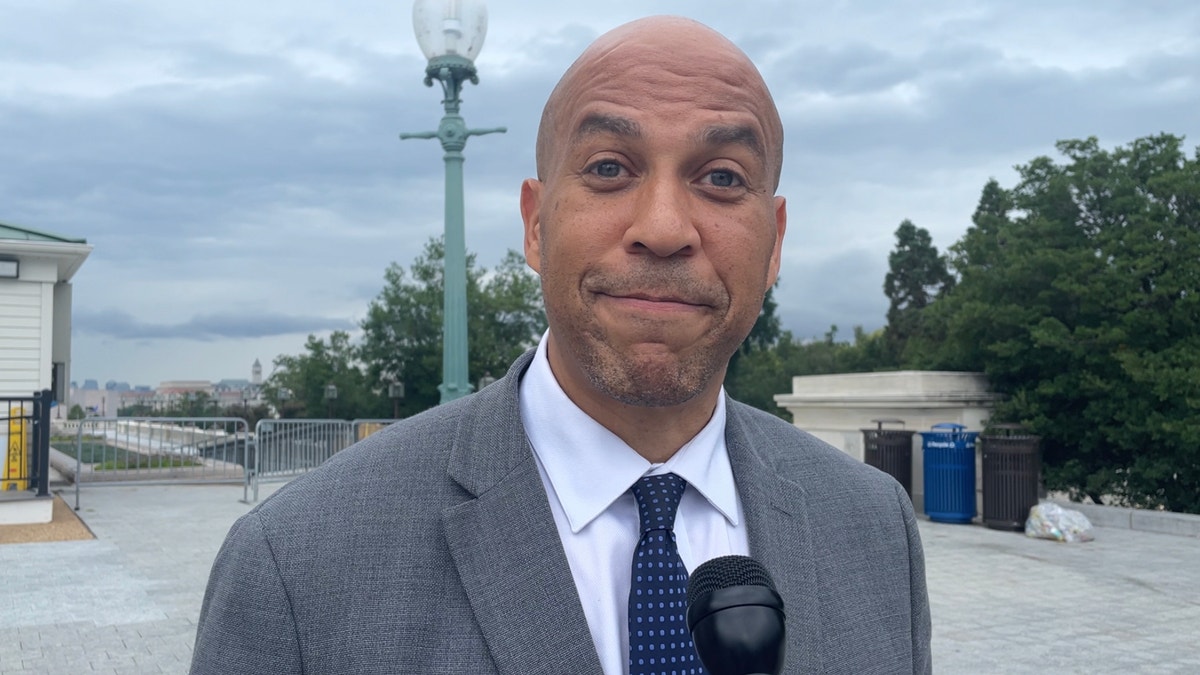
left=550, top=34, right=780, bottom=156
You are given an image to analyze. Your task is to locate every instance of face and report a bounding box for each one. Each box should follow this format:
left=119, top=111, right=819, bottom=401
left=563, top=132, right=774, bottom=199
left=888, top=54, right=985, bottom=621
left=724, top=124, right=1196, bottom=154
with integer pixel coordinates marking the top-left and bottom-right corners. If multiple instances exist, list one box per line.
left=522, top=19, right=786, bottom=410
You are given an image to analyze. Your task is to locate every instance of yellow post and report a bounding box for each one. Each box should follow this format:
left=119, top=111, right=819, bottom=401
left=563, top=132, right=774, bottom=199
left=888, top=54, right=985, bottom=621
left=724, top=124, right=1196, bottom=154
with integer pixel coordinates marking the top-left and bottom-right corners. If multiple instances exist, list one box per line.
left=3, top=405, right=30, bottom=491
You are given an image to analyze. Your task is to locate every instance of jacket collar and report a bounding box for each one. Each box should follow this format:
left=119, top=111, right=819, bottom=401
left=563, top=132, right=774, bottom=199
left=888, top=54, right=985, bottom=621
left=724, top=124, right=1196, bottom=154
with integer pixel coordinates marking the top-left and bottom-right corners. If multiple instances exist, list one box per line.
left=442, top=350, right=605, bottom=674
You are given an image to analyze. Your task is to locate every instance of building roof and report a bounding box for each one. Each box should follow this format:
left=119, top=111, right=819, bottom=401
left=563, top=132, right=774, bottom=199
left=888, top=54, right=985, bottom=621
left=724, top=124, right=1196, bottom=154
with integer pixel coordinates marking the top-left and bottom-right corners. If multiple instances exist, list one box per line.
left=0, top=221, right=87, bottom=244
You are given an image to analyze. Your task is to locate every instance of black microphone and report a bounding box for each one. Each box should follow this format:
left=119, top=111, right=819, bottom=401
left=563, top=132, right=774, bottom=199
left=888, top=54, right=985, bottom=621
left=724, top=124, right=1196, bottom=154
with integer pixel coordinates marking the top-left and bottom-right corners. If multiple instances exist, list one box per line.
left=686, top=555, right=786, bottom=675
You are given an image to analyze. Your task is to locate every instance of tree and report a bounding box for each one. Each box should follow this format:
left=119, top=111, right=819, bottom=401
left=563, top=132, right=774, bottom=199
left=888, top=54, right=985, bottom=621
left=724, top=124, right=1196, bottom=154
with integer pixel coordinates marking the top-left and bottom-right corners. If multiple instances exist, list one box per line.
left=358, top=238, right=546, bottom=416
left=265, top=331, right=386, bottom=420
left=883, top=219, right=953, bottom=363
left=915, top=135, right=1200, bottom=513
left=725, top=323, right=893, bottom=421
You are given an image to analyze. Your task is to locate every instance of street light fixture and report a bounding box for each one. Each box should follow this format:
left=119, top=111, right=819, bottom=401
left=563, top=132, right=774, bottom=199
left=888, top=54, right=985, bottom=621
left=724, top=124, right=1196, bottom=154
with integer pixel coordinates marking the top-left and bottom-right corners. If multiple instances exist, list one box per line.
left=388, top=380, right=406, bottom=419
left=477, top=372, right=496, bottom=390
left=401, top=0, right=505, bottom=404
left=324, top=384, right=338, bottom=419
left=276, top=387, right=291, bottom=419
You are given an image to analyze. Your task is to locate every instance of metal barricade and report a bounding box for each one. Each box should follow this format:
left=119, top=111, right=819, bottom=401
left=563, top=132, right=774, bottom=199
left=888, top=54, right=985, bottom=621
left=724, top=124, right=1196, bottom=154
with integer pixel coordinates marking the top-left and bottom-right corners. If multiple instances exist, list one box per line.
left=2, top=390, right=52, bottom=497
left=62, top=417, right=250, bottom=509
left=249, top=419, right=356, bottom=502
left=353, top=419, right=398, bottom=442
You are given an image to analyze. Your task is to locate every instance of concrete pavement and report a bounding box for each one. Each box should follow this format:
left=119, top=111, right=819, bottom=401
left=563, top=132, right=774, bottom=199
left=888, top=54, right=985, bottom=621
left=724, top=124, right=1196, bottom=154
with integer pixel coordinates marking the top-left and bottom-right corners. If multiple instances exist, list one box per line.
left=2, top=483, right=1198, bottom=673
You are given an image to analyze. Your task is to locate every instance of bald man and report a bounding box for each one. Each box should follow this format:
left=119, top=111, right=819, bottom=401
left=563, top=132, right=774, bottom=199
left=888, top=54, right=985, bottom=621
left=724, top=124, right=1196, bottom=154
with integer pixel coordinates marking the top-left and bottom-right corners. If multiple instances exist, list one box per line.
left=192, top=16, right=931, bottom=675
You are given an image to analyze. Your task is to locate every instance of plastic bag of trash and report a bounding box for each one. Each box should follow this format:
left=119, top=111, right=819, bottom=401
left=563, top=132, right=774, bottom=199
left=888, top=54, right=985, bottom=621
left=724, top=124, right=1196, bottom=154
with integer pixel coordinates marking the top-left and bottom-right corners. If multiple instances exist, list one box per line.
left=1025, top=502, right=1094, bottom=542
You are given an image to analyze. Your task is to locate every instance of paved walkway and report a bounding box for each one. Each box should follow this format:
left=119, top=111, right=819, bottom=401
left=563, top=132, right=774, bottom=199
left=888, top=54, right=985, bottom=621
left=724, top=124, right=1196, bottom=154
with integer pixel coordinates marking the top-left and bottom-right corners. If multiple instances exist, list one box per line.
left=2, top=484, right=1198, bottom=673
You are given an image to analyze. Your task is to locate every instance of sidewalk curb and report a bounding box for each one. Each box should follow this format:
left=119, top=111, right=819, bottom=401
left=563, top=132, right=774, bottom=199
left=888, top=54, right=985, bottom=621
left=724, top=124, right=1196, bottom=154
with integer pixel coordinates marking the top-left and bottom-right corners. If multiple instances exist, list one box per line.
left=1051, top=499, right=1200, bottom=538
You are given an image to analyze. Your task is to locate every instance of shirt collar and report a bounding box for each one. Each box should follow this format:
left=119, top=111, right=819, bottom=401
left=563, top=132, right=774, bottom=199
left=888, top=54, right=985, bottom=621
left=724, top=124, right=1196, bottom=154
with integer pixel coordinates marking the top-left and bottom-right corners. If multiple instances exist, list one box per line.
left=519, top=332, right=740, bottom=533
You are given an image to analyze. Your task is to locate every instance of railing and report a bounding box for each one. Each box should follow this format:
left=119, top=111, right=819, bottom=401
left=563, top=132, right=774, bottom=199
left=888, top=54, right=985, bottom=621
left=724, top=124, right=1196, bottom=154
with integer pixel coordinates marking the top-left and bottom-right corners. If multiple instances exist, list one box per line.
left=1, top=390, right=52, bottom=497
left=60, top=417, right=250, bottom=509
left=246, top=418, right=397, bottom=502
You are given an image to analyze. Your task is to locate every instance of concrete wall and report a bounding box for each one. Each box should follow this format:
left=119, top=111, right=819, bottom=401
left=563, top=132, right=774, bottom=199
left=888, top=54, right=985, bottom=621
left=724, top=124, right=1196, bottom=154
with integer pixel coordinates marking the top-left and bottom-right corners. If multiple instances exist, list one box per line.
left=775, top=370, right=1002, bottom=515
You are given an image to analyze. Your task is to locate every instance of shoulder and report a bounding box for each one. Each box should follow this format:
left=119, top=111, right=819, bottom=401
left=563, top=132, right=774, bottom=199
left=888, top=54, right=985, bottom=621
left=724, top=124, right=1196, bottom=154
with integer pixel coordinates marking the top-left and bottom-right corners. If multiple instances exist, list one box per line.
left=248, top=351, right=534, bottom=534
left=725, top=398, right=903, bottom=497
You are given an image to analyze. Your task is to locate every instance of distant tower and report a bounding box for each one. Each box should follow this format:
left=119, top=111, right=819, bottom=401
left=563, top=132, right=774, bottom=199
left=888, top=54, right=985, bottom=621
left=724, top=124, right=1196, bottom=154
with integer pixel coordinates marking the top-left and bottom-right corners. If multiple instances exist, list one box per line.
left=252, top=358, right=262, bottom=386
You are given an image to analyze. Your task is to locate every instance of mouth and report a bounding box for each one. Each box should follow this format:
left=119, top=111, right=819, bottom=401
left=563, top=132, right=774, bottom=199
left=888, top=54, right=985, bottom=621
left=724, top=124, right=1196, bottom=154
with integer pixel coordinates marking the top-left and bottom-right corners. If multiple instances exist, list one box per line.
left=595, top=290, right=713, bottom=313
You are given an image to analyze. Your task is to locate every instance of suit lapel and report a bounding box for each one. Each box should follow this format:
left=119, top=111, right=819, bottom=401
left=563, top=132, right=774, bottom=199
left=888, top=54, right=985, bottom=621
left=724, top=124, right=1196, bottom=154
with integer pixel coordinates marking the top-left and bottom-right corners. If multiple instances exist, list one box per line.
left=725, top=402, right=824, bottom=674
left=442, top=352, right=603, bottom=675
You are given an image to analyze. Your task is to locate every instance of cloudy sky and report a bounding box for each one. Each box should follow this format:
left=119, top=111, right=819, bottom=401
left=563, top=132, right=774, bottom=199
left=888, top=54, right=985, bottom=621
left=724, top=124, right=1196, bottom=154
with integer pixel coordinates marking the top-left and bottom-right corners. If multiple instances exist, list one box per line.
left=4, top=0, right=1198, bottom=388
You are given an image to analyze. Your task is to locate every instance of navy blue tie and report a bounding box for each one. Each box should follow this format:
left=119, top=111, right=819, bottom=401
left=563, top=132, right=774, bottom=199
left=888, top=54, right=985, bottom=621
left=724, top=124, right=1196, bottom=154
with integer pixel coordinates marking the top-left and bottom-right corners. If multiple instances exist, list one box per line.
left=629, top=473, right=705, bottom=675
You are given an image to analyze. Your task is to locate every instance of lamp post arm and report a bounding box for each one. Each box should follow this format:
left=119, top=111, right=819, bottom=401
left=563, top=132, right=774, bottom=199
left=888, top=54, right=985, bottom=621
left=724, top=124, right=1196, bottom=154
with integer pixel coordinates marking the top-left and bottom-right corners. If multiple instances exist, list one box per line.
left=466, top=126, right=507, bottom=137
left=399, top=130, right=439, bottom=140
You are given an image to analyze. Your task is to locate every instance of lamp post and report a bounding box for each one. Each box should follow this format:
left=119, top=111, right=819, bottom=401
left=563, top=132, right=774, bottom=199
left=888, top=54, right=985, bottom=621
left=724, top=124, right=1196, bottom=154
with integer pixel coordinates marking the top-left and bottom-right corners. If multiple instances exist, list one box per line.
left=401, top=0, right=505, bottom=404
left=388, top=380, right=405, bottom=419
left=477, top=372, right=496, bottom=390
left=276, top=387, right=291, bottom=419
left=324, top=384, right=338, bottom=419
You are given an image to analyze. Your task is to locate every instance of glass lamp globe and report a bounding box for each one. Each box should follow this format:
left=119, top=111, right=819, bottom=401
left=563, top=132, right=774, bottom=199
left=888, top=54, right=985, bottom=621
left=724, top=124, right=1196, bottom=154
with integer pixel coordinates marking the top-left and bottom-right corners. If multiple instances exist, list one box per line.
left=412, top=0, right=489, bottom=62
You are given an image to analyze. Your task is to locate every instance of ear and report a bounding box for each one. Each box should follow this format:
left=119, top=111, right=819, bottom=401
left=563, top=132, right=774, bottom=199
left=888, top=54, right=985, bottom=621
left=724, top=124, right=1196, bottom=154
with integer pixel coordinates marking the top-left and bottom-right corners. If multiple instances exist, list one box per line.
left=520, top=178, right=544, bottom=274
left=766, top=195, right=787, bottom=287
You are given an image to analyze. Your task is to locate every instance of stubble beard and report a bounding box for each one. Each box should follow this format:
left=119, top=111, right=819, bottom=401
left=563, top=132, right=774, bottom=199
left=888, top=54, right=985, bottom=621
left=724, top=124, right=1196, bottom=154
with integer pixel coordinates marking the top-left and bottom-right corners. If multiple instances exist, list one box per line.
left=543, top=262, right=748, bottom=409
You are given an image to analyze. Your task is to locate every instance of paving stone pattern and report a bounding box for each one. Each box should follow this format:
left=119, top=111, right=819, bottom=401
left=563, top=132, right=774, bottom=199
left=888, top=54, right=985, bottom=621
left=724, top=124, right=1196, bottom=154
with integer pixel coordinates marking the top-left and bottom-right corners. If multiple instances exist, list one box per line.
left=2, top=484, right=1198, bottom=673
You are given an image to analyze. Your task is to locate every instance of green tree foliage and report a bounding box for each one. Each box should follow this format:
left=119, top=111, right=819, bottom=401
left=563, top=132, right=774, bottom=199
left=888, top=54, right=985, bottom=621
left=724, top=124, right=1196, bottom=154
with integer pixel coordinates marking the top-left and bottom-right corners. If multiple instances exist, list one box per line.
left=265, top=331, right=387, bottom=420
left=67, top=404, right=85, bottom=420
left=263, top=240, right=544, bottom=420
left=725, top=323, right=892, bottom=421
left=913, top=135, right=1200, bottom=512
left=883, top=219, right=953, bottom=363
left=357, top=238, right=546, bottom=416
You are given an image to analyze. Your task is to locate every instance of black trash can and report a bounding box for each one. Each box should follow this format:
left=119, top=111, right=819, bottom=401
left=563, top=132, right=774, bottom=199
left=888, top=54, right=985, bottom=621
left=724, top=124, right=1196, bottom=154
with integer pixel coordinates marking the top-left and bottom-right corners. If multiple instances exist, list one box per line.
left=981, top=424, right=1042, bottom=531
left=921, top=423, right=979, bottom=524
left=861, top=419, right=915, bottom=499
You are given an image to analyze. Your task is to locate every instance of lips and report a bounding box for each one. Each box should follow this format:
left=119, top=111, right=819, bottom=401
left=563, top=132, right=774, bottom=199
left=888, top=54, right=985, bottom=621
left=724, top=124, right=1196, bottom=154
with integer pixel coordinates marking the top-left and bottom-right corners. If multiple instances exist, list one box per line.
left=605, top=291, right=710, bottom=307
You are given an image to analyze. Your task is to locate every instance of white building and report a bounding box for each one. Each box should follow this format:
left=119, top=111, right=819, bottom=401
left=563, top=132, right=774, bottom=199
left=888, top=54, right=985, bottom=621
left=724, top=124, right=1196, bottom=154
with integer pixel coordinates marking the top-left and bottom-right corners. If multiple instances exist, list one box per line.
left=0, top=222, right=91, bottom=400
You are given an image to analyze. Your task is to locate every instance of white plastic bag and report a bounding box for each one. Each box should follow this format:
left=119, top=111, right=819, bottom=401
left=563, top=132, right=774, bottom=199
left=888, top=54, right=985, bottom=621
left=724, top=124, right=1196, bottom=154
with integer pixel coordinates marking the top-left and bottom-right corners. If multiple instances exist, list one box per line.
left=1025, top=502, right=1094, bottom=542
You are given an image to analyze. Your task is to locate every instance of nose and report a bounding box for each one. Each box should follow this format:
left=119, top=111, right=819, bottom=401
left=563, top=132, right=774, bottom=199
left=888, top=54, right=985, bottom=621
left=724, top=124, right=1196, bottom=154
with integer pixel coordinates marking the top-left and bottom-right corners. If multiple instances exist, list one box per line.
left=622, top=175, right=700, bottom=257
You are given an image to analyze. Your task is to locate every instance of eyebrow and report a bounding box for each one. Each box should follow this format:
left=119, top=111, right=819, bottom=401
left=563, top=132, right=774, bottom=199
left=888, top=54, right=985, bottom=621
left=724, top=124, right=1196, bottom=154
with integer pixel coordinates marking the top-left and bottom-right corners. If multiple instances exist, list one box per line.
left=698, top=124, right=765, bottom=160
left=571, top=114, right=766, bottom=161
left=572, top=113, right=642, bottom=141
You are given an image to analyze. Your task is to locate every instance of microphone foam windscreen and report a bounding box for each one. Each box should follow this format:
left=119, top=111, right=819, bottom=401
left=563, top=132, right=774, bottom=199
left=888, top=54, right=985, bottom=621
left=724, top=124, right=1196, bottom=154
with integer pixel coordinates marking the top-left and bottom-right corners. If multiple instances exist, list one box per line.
left=687, top=555, right=777, bottom=609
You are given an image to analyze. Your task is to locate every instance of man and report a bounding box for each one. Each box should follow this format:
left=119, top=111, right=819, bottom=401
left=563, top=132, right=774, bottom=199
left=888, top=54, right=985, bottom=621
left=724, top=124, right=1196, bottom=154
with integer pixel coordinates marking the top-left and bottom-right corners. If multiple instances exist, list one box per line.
left=192, top=16, right=931, bottom=675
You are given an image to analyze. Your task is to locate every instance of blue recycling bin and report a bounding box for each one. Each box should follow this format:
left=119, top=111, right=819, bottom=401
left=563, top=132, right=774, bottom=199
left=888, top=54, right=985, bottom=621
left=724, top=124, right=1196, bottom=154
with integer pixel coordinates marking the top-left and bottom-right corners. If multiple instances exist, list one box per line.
left=921, top=423, right=978, bottom=523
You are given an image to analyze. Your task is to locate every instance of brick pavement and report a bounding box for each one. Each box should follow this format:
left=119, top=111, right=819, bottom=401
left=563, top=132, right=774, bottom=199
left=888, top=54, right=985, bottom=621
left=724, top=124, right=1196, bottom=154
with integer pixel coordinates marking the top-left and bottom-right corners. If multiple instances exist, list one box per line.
left=2, top=484, right=1198, bottom=673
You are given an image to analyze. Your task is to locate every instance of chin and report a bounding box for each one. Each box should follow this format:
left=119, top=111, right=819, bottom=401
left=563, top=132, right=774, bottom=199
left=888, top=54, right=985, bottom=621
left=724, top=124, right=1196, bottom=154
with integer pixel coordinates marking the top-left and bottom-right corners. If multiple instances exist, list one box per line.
left=587, top=348, right=717, bottom=408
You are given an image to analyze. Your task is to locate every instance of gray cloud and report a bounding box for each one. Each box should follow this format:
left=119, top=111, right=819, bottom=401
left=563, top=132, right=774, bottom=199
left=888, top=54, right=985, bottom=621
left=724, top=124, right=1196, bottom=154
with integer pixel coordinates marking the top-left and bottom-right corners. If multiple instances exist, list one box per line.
left=75, top=309, right=354, bottom=341
left=4, top=0, right=1199, bottom=384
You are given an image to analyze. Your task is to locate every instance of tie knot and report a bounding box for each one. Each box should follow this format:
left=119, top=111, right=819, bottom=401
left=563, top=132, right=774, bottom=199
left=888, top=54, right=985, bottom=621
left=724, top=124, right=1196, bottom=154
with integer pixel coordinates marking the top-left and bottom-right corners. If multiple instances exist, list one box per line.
left=631, top=473, right=687, bottom=534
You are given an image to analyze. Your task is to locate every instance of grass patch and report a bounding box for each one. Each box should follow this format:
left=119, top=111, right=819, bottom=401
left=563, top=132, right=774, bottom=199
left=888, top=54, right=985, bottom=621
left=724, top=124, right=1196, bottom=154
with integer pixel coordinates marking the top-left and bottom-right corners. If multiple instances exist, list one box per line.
left=91, top=456, right=202, bottom=471
left=49, top=435, right=201, bottom=470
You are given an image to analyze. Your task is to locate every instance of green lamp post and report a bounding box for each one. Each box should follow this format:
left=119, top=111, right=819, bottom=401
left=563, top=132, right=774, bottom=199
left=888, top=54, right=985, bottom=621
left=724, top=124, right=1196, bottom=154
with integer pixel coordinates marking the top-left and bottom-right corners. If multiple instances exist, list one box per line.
left=401, top=0, right=505, bottom=404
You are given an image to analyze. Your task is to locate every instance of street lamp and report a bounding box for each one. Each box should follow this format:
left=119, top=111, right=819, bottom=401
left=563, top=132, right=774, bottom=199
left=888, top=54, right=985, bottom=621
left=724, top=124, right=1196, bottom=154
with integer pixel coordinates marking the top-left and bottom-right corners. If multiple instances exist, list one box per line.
left=276, top=387, right=291, bottom=419
left=389, top=380, right=406, bottom=419
left=477, top=372, right=496, bottom=390
left=324, top=384, right=338, bottom=419
left=401, top=0, right=505, bottom=404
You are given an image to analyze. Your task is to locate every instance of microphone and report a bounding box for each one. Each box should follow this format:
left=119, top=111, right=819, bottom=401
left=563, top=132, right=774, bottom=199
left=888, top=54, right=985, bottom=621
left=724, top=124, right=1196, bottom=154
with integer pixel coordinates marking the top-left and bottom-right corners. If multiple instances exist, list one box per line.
left=686, top=555, right=786, bottom=675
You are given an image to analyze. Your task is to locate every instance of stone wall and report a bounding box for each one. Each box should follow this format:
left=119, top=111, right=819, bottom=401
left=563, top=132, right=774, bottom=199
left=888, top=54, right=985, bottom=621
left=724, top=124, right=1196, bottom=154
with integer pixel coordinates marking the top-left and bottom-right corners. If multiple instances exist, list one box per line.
left=775, top=370, right=1002, bottom=515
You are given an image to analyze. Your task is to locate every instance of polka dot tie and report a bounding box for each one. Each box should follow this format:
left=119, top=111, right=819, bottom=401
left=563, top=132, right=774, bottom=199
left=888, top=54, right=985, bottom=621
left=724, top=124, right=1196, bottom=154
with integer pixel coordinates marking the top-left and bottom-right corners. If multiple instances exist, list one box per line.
left=628, top=473, right=705, bottom=675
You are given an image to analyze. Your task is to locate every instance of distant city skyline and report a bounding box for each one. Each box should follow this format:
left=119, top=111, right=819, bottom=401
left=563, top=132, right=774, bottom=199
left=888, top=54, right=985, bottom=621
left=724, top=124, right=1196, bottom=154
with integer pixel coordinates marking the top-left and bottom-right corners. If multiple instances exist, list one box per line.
left=72, top=357, right=265, bottom=391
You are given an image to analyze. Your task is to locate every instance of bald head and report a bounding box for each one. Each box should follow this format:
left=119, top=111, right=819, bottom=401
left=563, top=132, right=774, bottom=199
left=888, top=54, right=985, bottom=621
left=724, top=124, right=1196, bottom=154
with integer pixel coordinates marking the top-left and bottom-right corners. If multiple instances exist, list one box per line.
left=535, top=16, right=785, bottom=190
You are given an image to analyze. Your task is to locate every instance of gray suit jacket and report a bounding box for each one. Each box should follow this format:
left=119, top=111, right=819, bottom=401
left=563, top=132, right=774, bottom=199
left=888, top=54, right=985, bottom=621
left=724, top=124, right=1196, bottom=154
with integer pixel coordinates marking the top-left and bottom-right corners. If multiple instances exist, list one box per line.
left=192, top=351, right=931, bottom=674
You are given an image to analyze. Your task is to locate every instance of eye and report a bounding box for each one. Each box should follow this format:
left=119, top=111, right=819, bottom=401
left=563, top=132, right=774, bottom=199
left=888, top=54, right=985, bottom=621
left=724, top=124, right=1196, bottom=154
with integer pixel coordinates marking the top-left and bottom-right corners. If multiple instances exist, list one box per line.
left=705, top=169, right=743, bottom=188
left=588, top=160, right=625, bottom=178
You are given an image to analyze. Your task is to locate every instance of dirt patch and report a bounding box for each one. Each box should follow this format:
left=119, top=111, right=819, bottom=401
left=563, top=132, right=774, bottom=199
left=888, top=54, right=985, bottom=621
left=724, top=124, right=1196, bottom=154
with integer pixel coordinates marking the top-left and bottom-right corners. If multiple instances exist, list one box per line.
left=0, top=494, right=95, bottom=544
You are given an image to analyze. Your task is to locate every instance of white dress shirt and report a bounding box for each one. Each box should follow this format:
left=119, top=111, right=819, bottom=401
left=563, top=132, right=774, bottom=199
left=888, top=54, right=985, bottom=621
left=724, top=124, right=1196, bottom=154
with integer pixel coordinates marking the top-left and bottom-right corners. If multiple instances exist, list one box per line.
left=519, top=333, right=751, bottom=675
